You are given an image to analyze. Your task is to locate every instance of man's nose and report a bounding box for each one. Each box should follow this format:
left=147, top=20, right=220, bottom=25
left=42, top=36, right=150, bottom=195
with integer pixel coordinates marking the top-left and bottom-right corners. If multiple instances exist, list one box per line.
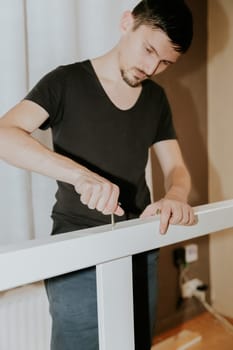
left=144, top=58, right=160, bottom=76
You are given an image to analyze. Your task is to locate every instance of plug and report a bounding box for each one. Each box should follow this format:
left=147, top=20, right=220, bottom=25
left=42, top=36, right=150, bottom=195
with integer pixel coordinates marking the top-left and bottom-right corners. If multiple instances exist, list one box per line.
left=181, top=278, right=202, bottom=298
left=193, top=284, right=208, bottom=302
left=181, top=278, right=208, bottom=300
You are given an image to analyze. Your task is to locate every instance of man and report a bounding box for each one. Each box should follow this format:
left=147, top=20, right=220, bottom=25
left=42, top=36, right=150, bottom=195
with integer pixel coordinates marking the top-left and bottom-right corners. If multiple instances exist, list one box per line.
left=0, top=0, right=195, bottom=349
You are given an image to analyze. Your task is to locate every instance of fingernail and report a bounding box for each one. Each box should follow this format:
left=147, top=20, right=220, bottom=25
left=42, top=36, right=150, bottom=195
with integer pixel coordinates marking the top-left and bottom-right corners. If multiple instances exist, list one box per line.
left=160, top=228, right=165, bottom=235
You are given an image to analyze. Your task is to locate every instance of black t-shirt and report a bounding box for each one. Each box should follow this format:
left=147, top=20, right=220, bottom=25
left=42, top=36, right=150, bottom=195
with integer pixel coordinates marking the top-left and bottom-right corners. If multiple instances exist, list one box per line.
left=25, top=60, right=176, bottom=232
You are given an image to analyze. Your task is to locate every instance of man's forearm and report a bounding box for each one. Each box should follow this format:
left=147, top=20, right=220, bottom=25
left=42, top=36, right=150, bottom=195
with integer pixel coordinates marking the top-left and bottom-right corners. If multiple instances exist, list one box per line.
left=0, top=126, right=86, bottom=186
left=164, top=165, right=191, bottom=203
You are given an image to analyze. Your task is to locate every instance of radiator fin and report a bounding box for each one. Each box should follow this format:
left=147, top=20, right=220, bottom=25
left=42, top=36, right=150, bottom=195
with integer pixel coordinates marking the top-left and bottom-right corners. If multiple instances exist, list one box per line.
left=0, top=282, right=51, bottom=350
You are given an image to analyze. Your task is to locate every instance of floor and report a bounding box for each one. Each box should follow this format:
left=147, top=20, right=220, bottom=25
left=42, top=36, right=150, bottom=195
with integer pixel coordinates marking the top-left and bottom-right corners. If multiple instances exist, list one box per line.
left=152, top=312, right=233, bottom=350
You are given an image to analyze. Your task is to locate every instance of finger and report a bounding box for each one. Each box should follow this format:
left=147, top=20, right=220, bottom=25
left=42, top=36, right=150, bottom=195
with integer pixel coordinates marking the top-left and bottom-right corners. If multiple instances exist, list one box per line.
left=169, top=207, right=183, bottom=225
left=87, top=183, right=103, bottom=210
left=80, top=187, right=92, bottom=205
left=74, top=176, right=87, bottom=194
left=170, top=205, right=192, bottom=225
left=187, top=209, right=197, bottom=225
left=114, top=204, right=124, bottom=216
left=179, top=206, right=196, bottom=226
left=140, top=204, right=161, bottom=218
left=160, top=208, right=172, bottom=234
left=102, top=185, right=123, bottom=216
left=96, top=182, right=113, bottom=213
left=180, top=208, right=191, bottom=225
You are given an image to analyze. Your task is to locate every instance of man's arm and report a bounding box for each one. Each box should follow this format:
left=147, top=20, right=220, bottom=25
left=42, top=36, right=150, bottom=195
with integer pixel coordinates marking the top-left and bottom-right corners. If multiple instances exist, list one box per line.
left=140, top=139, right=195, bottom=234
left=0, top=100, right=123, bottom=216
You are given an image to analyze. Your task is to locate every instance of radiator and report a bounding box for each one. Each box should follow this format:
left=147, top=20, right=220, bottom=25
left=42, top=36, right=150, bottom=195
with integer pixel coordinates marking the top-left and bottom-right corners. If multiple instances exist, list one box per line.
left=0, top=282, right=51, bottom=350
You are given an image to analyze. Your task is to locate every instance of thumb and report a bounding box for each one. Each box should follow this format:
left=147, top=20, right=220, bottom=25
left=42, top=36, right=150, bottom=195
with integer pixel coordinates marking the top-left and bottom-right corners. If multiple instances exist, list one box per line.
left=114, top=204, right=124, bottom=216
left=140, top=204, right=161, bottom=218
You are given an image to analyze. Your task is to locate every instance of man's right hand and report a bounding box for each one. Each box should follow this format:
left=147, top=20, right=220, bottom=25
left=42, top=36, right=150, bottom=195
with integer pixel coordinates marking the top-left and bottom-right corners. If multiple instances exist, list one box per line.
left=74, top=170, right=124, bottom=216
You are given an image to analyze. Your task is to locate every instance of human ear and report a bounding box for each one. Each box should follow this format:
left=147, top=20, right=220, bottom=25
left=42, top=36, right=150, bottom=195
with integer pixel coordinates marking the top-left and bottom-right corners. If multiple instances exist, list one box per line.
left=120, top=11, right=134, bottom=34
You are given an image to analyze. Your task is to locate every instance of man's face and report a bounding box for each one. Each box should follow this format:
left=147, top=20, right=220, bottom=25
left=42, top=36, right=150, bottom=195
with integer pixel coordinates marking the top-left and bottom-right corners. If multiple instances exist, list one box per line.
left=119, top=14, right=181, bottom=87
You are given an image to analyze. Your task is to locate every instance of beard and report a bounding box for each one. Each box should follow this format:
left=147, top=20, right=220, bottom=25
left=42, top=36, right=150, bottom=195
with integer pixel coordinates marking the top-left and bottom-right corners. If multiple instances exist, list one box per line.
left=120, top=67, right=148, bottom=87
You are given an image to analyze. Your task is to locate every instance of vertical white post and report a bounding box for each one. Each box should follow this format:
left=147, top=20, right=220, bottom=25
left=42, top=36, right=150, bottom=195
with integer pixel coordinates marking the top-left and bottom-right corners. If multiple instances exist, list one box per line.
left=96, top=256, right=135, bottom=350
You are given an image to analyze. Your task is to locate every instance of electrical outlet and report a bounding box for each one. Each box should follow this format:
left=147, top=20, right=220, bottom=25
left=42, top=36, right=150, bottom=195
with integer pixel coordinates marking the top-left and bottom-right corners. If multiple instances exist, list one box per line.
left=185, top=243, right=198, bottom=263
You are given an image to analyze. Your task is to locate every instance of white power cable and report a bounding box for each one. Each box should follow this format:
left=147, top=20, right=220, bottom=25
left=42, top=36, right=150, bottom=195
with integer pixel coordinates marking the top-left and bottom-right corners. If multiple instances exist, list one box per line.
left=179, top=264, right=190, bottom=289
left=193, top=292, right=233, bottom=336
left=178, top=264, right=233, bottom=336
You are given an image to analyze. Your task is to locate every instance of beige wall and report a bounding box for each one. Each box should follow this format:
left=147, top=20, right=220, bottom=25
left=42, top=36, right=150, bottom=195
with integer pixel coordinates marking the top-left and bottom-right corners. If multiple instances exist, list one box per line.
left=208, top=0, right=233, bottom=317
left=154, top=0, right=209, bottom=332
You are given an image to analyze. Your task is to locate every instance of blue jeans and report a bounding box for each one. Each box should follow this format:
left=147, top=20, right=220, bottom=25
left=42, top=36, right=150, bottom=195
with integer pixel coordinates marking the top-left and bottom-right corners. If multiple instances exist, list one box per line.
left=45, top=249, right=159, bottom=350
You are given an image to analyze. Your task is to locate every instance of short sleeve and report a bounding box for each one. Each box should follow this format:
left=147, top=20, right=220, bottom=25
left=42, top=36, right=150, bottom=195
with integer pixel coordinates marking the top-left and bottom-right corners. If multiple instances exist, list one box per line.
left=154, top=90, right=177, bottom=143
left=24, top=66, right=65, bottom=130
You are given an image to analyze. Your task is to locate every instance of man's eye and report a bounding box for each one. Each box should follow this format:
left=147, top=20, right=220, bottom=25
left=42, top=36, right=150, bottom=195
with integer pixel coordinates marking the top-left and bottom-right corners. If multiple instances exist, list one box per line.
left=162, top=60, right=170, bottom=66
left=145, top=47, right=153, bottom=54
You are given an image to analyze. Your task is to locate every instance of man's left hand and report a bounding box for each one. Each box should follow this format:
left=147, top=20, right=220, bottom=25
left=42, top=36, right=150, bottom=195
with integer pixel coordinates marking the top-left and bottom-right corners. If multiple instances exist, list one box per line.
left=140, top=198, right=196, bottom=234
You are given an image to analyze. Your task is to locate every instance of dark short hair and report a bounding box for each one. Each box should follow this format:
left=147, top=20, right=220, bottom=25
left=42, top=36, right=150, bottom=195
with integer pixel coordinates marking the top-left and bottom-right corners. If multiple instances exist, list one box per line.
left=132, top=0, right=193, bottom=53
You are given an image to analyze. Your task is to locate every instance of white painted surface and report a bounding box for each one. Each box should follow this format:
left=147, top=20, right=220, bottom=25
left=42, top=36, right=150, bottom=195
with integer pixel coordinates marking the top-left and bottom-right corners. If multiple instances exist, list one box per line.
left=0, top=199, right=233, bottom=292
left=0, top=199, right=233, bottom=350
left=97, top=257, right=135, bottom=350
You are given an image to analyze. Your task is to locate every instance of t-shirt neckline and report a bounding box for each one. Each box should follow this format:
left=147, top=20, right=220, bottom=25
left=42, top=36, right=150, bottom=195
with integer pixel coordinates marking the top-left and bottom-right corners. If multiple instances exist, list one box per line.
left=86, top=59, right=146, bottom=112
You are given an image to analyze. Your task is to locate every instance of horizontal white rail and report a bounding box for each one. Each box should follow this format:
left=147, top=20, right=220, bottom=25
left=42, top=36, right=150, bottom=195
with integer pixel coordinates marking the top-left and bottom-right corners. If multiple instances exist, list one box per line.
left=0, top=199, right=233, bottom=292
left=1, top=199, right=233, bottom=350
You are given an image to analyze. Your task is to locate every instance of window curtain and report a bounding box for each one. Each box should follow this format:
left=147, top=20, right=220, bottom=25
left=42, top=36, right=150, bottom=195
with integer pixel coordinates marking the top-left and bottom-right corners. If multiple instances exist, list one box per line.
left=0, top=0, right=143, bottom=244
